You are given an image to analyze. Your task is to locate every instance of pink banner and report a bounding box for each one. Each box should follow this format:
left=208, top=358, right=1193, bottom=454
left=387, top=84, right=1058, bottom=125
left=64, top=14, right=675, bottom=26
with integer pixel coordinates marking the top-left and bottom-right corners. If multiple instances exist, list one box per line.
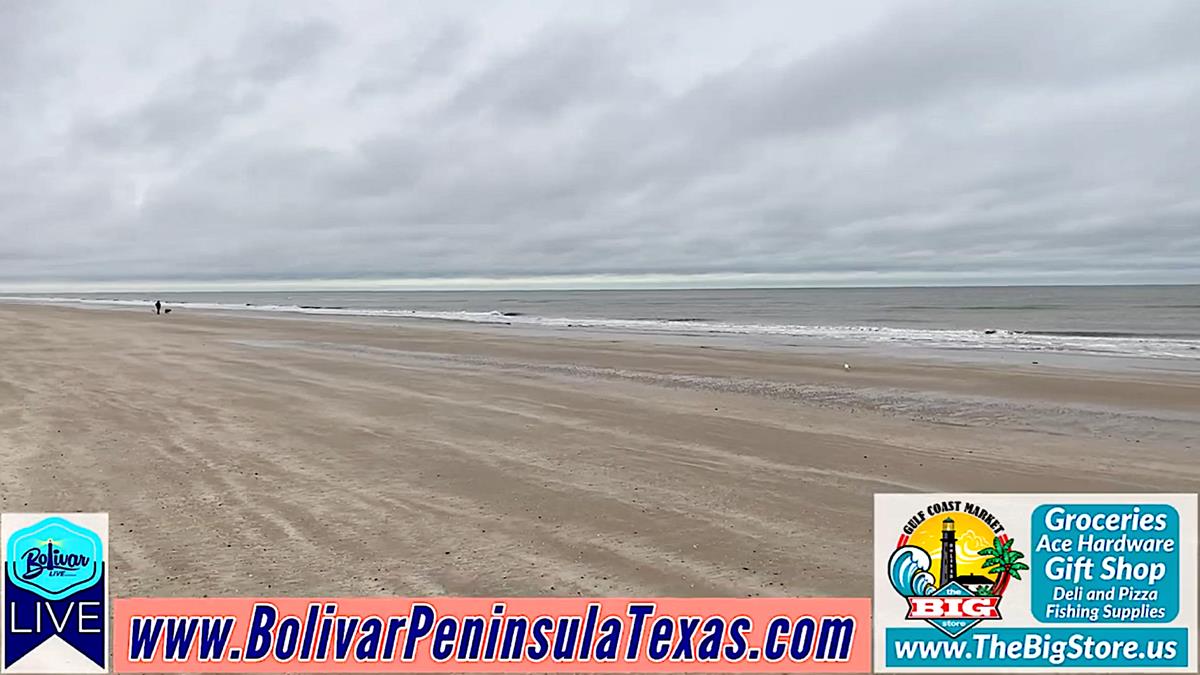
left=113, top=597, right=870, bottom=672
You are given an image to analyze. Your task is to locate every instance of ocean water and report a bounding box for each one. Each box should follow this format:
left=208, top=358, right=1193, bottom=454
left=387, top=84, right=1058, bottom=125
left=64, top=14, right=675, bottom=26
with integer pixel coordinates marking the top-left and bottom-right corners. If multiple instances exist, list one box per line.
left=5, top=285, right=1200, bottom=361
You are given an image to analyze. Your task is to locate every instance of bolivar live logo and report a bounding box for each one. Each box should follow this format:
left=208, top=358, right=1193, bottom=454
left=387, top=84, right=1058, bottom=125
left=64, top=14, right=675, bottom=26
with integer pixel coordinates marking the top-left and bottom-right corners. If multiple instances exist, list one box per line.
left=2, top=513, right=109, bottom=674
left=887, top=500, right=1025, bottom=639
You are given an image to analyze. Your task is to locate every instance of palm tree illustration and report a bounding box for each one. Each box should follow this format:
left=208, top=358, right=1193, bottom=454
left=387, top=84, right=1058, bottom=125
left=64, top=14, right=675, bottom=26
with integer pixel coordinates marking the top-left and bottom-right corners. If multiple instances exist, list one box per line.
left=978, top=536, right=1029, bottom=596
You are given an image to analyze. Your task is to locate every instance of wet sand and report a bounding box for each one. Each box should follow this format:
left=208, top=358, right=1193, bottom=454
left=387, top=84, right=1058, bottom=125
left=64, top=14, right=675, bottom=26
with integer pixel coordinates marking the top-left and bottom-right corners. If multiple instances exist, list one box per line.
left=0, top=303, right=1196, bottom=599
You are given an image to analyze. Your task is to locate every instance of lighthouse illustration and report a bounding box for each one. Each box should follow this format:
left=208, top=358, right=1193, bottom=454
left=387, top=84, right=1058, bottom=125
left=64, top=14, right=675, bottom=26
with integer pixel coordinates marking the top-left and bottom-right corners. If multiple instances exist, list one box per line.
left=940, top=516, right=957, bottom=587
left=887, top=504, right=1026, bottom=639
left=937, top=516, right=999, bottom=594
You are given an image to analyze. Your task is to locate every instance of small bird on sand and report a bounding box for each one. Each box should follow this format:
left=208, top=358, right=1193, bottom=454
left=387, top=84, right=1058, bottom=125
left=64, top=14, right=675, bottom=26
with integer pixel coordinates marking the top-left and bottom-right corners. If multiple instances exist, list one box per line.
left=843, top=363, right=851, bottom=371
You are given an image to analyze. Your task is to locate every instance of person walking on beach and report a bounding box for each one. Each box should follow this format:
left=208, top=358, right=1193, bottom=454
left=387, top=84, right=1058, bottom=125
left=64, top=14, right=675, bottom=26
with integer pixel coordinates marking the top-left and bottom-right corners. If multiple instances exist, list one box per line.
left=155, top=300, right=161, bottom=315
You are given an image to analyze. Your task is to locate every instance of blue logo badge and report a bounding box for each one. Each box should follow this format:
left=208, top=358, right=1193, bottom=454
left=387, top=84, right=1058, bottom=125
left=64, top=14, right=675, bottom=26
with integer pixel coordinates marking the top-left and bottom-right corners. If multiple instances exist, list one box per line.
left=6, top=516, right=103, bottom=600
left=4, top=513, right=108, bottom=672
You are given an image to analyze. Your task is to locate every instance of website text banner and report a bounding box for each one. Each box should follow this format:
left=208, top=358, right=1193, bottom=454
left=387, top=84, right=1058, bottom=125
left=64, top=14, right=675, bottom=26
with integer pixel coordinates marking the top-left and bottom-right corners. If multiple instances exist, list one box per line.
left=874, top=493, right=1198, bottom=673
left=113, top=597, right=869, bottom=672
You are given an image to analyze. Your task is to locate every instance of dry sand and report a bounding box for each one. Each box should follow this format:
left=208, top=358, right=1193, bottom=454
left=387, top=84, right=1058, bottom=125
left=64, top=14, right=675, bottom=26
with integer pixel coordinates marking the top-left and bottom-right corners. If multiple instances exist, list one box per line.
left=0, top=303, right=1197, bottom=600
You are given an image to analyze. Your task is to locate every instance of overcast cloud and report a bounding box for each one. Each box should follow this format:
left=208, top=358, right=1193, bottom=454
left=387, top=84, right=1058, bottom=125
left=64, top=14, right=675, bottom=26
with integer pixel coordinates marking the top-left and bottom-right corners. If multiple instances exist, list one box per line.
left=2, top=0, right=1199, bottom=289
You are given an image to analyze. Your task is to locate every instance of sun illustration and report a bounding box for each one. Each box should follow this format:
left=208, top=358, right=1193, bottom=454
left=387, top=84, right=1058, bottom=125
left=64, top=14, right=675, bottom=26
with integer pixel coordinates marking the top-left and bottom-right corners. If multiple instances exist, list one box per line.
left=907, top=511, right=997, bottom=587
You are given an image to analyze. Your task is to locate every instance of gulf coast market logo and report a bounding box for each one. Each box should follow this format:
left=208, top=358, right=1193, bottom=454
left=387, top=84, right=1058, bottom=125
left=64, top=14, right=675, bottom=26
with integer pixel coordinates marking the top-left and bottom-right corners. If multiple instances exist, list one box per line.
left=3, top=513, right=108, bottom=674
left=887, top=499, right=1027, bottom=638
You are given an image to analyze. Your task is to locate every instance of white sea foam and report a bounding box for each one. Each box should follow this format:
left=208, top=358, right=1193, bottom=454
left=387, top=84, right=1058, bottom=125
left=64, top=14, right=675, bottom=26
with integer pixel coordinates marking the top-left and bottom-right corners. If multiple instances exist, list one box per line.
left=4, top=295, right=1199, bottom=360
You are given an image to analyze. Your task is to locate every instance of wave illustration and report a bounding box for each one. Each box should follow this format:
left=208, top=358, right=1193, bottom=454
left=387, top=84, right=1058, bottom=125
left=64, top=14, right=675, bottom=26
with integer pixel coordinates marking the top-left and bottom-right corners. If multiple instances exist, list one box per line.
left=888, top=545, right=936, bottom=597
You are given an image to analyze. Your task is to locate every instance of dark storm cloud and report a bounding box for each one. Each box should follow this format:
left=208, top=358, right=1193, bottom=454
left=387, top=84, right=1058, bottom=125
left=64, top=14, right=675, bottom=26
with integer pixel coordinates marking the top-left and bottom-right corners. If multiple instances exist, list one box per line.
left=1, top=0, right=1198, bottom=287
left=350, top=22, right=471, bottom=99
left=446, top=27, right=657, bottom=121
left=677, top=2, right=1200, bottom=142
left=74, top=17, right=341, bottom=155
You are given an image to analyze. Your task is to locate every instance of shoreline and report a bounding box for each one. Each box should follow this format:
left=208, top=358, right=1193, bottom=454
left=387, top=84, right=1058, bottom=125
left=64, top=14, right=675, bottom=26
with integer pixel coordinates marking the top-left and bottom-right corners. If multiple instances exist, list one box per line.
left=4, top=296, right=1200, bottom=374
left=0, top=302, right=1196, bottom=599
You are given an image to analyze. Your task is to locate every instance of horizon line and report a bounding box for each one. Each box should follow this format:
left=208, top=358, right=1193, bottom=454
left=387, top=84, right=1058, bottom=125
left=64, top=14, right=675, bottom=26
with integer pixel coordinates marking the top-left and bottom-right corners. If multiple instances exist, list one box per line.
left=1, top=271, right=1198, bottom=294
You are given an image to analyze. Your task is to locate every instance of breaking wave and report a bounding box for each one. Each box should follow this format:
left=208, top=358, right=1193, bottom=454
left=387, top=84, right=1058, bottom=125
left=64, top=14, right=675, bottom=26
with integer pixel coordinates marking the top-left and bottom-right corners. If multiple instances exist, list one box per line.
left=889, top=546, right=937, bottom=597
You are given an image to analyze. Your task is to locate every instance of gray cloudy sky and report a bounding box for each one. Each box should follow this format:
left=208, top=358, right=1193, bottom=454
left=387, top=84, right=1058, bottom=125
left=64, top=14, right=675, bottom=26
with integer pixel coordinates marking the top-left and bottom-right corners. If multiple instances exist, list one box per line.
left=3, top=0, right=1199, bottom=290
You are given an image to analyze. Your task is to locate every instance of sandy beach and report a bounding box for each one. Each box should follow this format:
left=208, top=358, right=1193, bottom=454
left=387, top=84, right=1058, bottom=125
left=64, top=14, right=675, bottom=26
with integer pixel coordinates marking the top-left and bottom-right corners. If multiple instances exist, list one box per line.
left=0, top=303, right=1197, bottom=600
